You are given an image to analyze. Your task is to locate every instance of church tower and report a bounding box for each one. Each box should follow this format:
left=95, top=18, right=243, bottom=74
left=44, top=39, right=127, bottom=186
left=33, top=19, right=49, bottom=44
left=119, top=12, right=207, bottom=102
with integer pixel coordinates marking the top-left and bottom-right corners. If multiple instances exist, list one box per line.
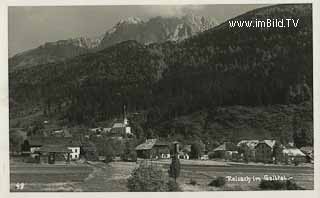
left=123, top=104, right=128, bottom=125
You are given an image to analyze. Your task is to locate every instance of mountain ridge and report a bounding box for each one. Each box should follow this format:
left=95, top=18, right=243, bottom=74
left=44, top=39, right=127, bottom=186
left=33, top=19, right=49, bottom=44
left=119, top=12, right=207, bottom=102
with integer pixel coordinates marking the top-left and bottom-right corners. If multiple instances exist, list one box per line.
left=9, top=14, right=217, bottom=71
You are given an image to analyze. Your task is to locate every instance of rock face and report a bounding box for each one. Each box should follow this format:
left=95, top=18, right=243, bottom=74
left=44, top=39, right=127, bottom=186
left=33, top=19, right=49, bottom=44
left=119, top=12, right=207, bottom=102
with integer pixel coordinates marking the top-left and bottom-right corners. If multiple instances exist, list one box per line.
left=98, top=14, right=216, bottom=49
left=9, top=14, right=216, bottom=70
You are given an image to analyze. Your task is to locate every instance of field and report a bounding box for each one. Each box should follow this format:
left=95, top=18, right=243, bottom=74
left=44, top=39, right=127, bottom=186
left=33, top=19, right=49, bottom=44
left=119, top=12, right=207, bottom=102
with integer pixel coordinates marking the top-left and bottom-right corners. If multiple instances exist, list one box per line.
left=10, top=159, right=313, bottom=192
left=172, top=163, right=314, bottom=191
left=10, top=161, right=137, bottom=192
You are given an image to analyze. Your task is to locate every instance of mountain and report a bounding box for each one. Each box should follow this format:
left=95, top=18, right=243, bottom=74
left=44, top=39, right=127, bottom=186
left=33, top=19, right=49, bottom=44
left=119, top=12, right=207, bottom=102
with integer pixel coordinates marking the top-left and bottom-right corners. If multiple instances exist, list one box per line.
left=9, top=36, right=103, bottom=71
left=9, top=14, right=216, bottom=71
left=98, top=14, right=216, bottom=49
left=9, top=4, right=313, bottom=144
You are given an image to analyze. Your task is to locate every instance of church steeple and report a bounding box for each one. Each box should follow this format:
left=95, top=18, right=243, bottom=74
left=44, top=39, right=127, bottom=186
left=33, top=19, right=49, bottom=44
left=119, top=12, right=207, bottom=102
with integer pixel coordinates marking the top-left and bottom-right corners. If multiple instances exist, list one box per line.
left=123, top=104, right=128, bottom=125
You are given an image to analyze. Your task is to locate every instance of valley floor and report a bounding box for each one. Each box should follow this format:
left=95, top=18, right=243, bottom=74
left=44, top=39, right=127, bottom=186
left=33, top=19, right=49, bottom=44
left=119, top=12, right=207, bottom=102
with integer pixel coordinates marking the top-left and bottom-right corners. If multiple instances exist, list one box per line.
left=10, top=159, right=314, bottom=192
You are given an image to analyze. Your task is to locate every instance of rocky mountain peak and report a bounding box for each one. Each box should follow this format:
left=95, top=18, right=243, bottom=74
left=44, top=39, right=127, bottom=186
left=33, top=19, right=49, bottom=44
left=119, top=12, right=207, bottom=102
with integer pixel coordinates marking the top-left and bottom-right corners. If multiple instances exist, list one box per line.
left=118, top=17, right=143, bottom=25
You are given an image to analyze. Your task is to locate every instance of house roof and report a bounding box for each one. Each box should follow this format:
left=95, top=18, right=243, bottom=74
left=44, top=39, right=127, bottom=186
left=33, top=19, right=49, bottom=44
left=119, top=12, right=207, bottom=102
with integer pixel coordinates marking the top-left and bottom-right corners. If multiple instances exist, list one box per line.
left=38, top=145, right=72, bottom=153
left=300, top=146, right=313, bottom=153
left=237, top=140, right=259, bottom=149
left=28, top=137, right=80, bottom=147
left=213, top=144, right=226, bottom=151
left=256, top=140, right=276, bottom=148
left=113, top=123, right=126, bottom=128
left=135, top=139, right=157, bottom=150
left=182, top=145, right=192, bottom=153
left=135, top=139, right=168, bottom=150
left=282, top=148, right=306, bottom=157
left=213, top=142, right=237, bottom=152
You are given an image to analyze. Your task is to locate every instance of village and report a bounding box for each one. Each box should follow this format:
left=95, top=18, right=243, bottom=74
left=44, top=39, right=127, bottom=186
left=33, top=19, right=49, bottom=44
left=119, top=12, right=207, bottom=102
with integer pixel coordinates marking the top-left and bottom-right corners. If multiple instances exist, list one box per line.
left=11, top=109, right=314, bottom=166
left=9, top=106, right=314, bottom=192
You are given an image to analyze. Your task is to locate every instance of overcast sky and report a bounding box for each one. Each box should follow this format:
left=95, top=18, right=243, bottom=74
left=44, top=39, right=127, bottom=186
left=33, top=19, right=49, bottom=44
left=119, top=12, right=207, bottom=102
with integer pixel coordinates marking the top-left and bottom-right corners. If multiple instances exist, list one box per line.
left=8, top=4, right=268, bottom=57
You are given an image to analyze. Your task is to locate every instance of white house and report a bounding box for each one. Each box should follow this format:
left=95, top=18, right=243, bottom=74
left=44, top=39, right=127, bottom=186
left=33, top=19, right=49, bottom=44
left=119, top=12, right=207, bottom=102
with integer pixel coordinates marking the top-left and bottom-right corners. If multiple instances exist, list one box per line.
left=68, top=146, right=81, bottom=160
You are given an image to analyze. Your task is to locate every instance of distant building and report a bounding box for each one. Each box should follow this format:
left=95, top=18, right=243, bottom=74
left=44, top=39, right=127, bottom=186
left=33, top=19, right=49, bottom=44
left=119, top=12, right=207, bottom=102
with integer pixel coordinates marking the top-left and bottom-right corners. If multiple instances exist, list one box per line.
left=255, top=140, right=276, bottom=163
left=282, top=148, right=306, bottom=164
left=237, top=140, right=259, bottom=161
left=107, top=105, right=132, bottom=136
left=24, top=137, right=81, bottom=162
left=300, top=146, right=313, bottom=163
left=38, top=145, right=72, bottom=164
left=178, top=144, right=191, bottom=160
left=211, top=142, right=238, bottom=160
left=135, top=139, right=170, bottom=159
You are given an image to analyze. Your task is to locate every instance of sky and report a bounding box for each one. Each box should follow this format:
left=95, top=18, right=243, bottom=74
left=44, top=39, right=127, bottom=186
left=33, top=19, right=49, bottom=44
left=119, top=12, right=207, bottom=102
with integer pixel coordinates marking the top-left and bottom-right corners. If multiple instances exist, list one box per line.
left=8, top=4, right=268, bottom=57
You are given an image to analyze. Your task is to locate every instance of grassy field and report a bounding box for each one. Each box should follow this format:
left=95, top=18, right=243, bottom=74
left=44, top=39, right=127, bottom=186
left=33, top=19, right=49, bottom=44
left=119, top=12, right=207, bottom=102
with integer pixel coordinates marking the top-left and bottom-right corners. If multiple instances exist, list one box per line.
left=10, top=160, right=313, bottom=192
left=171, top=164, right=314, bottom=191
left=10, top=163, right=93, bottom=192
left=10, top=161, right=137, bottom=192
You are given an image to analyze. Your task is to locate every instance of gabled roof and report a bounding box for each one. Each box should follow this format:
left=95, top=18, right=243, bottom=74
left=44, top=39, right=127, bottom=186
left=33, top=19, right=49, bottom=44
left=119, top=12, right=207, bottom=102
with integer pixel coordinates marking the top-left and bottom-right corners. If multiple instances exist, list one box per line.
left=213, top=142, right=237, bottom=152
left=213, top=143, right=226, bottom=151
left=28, top=136, right=80, bottom=147
left=182, top=145, right=191, bottom=153
left=135, top=139, right=157, bottom=150
left=113, top=122, right=126, bottom=128
left=135, top=139, right=168, bottom=150
left=256, top=140, right=276, bottom=148
left=300, top=146, right=313, bottom=153
left=237, top=140, right=259, bottom=149
left=282, top=148, right=306, bottom=157
left=38, top=145, right=72, bottom=153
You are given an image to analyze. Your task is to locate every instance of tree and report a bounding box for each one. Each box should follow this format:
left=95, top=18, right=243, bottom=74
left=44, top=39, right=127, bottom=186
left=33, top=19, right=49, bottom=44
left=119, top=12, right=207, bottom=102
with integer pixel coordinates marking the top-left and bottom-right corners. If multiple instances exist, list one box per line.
left=9, top=132, right=24, bottom=153
left=292, top=115, right=312, bottom=148
left=121, top=140, right=137, bottom=162
left=169, top=154, right=180, bottom=181
left=104, top=143, right=115, bottom=163
left=272, top=141, right=283, bottom=164
left=127, top=161, right=169, bottom=191
left=190, top=142, right=202, bottom=159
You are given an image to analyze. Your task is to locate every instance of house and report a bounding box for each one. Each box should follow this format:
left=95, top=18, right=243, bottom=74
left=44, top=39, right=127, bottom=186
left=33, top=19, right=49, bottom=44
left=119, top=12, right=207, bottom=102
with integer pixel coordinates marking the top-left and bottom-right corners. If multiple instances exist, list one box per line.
left=135, top=139, right=170, bottom=159
left=178, top=145, right=191, bottom=160
left=102, top=127, right=112, bottom=133
left=110, top=122, right=132, bottom=135
left=237, top=140, right=259, bottom=161
left=300, top=146, right=313, bottom=163
left=24, top=137, right=81, bottom=161
left=211, top=142, right=238, bottom=160
left=255, top=140, right=276, bottom=163
left=282, top=148, right=306, bottom=164
left=68, top=143, right=81, bottom=160
left=110, top=105, right=132, bottom=136
left=38, top=145, right=72, bottom=164
left=90, top=127, right=103, bottom=134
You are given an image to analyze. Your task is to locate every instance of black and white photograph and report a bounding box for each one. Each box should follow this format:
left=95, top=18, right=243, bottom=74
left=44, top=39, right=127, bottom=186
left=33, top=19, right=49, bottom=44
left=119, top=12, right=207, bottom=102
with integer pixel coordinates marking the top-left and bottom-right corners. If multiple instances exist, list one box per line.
left=5, top=1, right=316, bottom=193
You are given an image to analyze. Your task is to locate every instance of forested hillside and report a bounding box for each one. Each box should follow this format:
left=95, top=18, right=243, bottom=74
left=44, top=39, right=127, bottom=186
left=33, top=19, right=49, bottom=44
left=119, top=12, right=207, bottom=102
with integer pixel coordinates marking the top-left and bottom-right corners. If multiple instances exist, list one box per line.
left=9, top=4, right=313, bottom=145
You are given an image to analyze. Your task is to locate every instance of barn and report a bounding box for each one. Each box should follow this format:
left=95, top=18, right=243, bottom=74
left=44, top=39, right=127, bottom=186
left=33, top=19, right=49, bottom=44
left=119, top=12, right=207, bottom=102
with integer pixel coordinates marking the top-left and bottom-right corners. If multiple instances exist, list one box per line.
left=135, top=139, right=170, bottom=159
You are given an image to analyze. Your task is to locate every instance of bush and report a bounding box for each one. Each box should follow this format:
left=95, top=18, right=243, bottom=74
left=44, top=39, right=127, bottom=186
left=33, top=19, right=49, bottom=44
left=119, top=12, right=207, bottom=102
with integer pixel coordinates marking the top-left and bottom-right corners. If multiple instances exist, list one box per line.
left=121, top=151, right=137, bottom=162
left=209, top=176, right=226, bottom=187
left=167, top=178, right=181, bottom=191
left=127, top=161, right=169, bottom=191
left=189, top=178, right=197, bottom=185
left=259, top=180, right=304, bottom=190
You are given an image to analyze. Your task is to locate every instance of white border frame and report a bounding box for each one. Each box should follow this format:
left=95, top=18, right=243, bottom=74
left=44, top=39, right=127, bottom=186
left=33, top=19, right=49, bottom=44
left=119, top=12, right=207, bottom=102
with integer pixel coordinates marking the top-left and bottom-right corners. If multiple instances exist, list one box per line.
left=0, top=1, right=319, bottom=198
